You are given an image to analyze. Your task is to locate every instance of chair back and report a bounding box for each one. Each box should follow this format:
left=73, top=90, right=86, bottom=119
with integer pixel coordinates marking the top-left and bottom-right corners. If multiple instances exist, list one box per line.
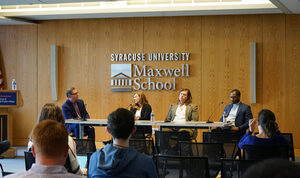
left=156, top=155, right=209, bottom=178
left=254, top=132, right=295, bottom=161
left=129, top=138, right=155, bottom=157
left=74, top=139, right=96, bottom=156
left=24, top=151, right=35, bottom=170
left=179, top=142, right=225, bottom=177
left=155, top=131, right=190, bottom=156
left=131, top=126, right=152, bottom=139
left=243, top=144, right=290, bottom=160
left=281, top=133, right=295, bottom=161
left=0, top=163, right=13, bottom=176
left=203, top=132, right=239, bottom=158
left=221, top=158, right=260, bottom=178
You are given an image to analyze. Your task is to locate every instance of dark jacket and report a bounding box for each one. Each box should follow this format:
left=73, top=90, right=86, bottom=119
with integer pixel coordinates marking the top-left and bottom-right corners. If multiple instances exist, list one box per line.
left=220, top=102, right=253, bottom=134
left=62, top=99, right=90, bottom=119
left=238, top=131, right=292, bottom=149
left=62, top=99, right=94, bottom=139
left=130, top=104, right=152, bottom=120
left=130, top=104, right=152, bottom=135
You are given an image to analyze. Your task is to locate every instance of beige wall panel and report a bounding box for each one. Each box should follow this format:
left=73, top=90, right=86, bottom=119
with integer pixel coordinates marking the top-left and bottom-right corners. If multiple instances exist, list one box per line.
left=285, top=15, right=300, bottom=147
left=143, top=16, right=202, bottom=121
left=201, top=15, right=263, bottom=122
left=37, top=18, right=144, bottom=141
left=262, top=15, right=286, bottom=130
left=0, top=25, right=38, bottom=145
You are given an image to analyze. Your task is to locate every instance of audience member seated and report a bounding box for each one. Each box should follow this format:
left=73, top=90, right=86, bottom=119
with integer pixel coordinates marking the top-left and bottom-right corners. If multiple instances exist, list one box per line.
left=130, top=91, right=152, bottom=137
left=28, top=103, right=85, bottom=175
left=164, top=88, right=199, bottom=140
left=88, top=108, right=157, bottom=178
left=238, top=109, right=291, bottom=149
left=0, top=140, right=10, bottom=156
left=6, top=120, right=84, bottom=178
left=243, top=158, right=300, bottom=178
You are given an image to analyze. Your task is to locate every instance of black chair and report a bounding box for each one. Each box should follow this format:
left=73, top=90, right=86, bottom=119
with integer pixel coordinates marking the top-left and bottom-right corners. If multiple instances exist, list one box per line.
left=131, top=126, right=152, bottom=139
left=24, top=151, right=35, bottom=170
left=74, top=139, right=96, bottom=156
left=155, top=131, right=190, bottom=156
left=203, top=132, right=240, bottom=159
left=243, top=144, right=290, bottom=160
left=281, top=133, right=295, bottom=161
left=129, top=138, right=156, bottom=158
left=254, top=132, right=295, bottom=161
left=179, top=142, right=225, bottom=177
left=221, top=158, right=260, bottom=178
left=0, top=163, right=13, bottom=176
left=156, top=155, right=209, bottom=178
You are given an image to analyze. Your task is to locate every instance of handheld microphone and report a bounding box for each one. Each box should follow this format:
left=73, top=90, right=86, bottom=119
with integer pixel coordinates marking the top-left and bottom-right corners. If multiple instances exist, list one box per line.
left=206, top=101, right=224, bottom=123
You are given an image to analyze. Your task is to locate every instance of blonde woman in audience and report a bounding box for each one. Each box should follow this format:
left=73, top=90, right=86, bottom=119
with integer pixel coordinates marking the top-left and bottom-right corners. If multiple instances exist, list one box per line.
left=27, top=103, right=85, bottom=175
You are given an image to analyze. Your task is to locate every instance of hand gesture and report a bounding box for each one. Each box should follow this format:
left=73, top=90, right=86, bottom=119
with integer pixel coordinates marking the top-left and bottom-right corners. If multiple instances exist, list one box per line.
left=248, top=118, right=256, bottom=132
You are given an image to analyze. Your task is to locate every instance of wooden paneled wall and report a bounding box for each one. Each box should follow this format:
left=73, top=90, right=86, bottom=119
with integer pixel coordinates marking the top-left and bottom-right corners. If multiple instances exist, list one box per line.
left=0, top=25, right=38, bottom=145
left=0, top=15, right=299, bottom=148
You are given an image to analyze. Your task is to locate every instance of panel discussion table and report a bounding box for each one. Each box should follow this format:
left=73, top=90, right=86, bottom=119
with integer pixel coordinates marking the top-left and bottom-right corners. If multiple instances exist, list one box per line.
left=65, top=119, right=224, bottom=139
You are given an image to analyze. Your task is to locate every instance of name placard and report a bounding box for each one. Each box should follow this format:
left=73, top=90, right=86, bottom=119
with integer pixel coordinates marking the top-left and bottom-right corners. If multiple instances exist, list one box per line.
left=0, top=92, right=17, bottom=106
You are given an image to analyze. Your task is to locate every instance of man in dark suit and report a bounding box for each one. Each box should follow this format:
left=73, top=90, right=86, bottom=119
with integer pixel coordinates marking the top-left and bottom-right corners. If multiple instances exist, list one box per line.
left=62, top=87, right=95, bottom=139
left=220, top=89, right=253, bottom=137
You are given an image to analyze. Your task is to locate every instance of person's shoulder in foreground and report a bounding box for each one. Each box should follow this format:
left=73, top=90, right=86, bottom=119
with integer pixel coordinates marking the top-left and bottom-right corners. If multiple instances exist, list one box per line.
left=6, top=120, right=85, bottom=178
left=243, top=158, right=300, bottom=178
left=6, top=164, right=84, bottom=178
left=89, top=144, right=157, bottom=178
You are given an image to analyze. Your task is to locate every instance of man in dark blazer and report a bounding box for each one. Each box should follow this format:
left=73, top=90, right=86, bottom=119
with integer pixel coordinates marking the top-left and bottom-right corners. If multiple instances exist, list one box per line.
left=62, top=87, right=95, bottom=139
left=220, top=89, right=253, bottom=137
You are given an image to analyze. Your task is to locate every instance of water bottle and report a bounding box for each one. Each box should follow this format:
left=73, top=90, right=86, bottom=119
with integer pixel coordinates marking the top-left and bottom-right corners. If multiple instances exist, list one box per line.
left=12, top=79, right=17, bottom=90
left=150, top=111, right=155, bottom=123
left=223, top=111, right=227, bottom=124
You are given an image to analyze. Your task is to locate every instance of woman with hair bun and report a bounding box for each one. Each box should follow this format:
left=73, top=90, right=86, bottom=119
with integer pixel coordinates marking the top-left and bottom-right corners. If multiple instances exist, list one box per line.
left=238, top=109, right=291, bottom=149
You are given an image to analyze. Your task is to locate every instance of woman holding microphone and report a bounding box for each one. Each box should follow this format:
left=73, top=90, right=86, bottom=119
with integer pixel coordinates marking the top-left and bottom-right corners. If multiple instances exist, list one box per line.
left=130, top=92, right=152, bottom=138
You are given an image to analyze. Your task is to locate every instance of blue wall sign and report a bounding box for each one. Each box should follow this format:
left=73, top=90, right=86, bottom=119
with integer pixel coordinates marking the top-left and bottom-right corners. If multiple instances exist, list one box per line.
left=0, top=92, right=17, bottom=106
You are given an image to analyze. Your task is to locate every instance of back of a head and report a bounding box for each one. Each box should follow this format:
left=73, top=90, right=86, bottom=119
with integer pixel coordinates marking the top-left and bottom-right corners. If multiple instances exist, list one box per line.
left=107, top=108, right=134, bottom=140
left=258, top=109, right=278, bottom=138
left=31, top=120, right=68, bottom=157
left=243, top=158, right=300, bottom=178
left=38, top=103, right=65, bottom=124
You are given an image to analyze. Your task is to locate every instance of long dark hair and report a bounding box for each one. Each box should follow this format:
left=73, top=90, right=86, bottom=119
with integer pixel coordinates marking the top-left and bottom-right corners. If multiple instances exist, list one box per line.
left=258, top=109, right=278, bottom=138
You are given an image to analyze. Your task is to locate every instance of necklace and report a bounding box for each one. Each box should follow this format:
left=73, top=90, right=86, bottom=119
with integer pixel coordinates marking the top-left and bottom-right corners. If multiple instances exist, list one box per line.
left=113, top=143, right=128, bottom=148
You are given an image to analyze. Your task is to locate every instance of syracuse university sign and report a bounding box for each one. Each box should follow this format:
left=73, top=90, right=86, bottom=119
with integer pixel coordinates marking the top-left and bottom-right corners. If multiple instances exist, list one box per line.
left=110, top=52, right=190, bottom=92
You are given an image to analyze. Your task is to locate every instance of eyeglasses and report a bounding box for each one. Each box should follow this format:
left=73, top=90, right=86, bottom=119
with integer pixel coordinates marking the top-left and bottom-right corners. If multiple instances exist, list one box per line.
left=71, top=92, right=79, bottom=95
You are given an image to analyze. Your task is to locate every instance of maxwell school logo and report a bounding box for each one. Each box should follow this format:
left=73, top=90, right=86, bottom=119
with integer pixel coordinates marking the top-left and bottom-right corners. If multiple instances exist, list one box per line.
left=110, top=52, right=190, bottom=92
left=111, top=64, right=132, bottom=92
